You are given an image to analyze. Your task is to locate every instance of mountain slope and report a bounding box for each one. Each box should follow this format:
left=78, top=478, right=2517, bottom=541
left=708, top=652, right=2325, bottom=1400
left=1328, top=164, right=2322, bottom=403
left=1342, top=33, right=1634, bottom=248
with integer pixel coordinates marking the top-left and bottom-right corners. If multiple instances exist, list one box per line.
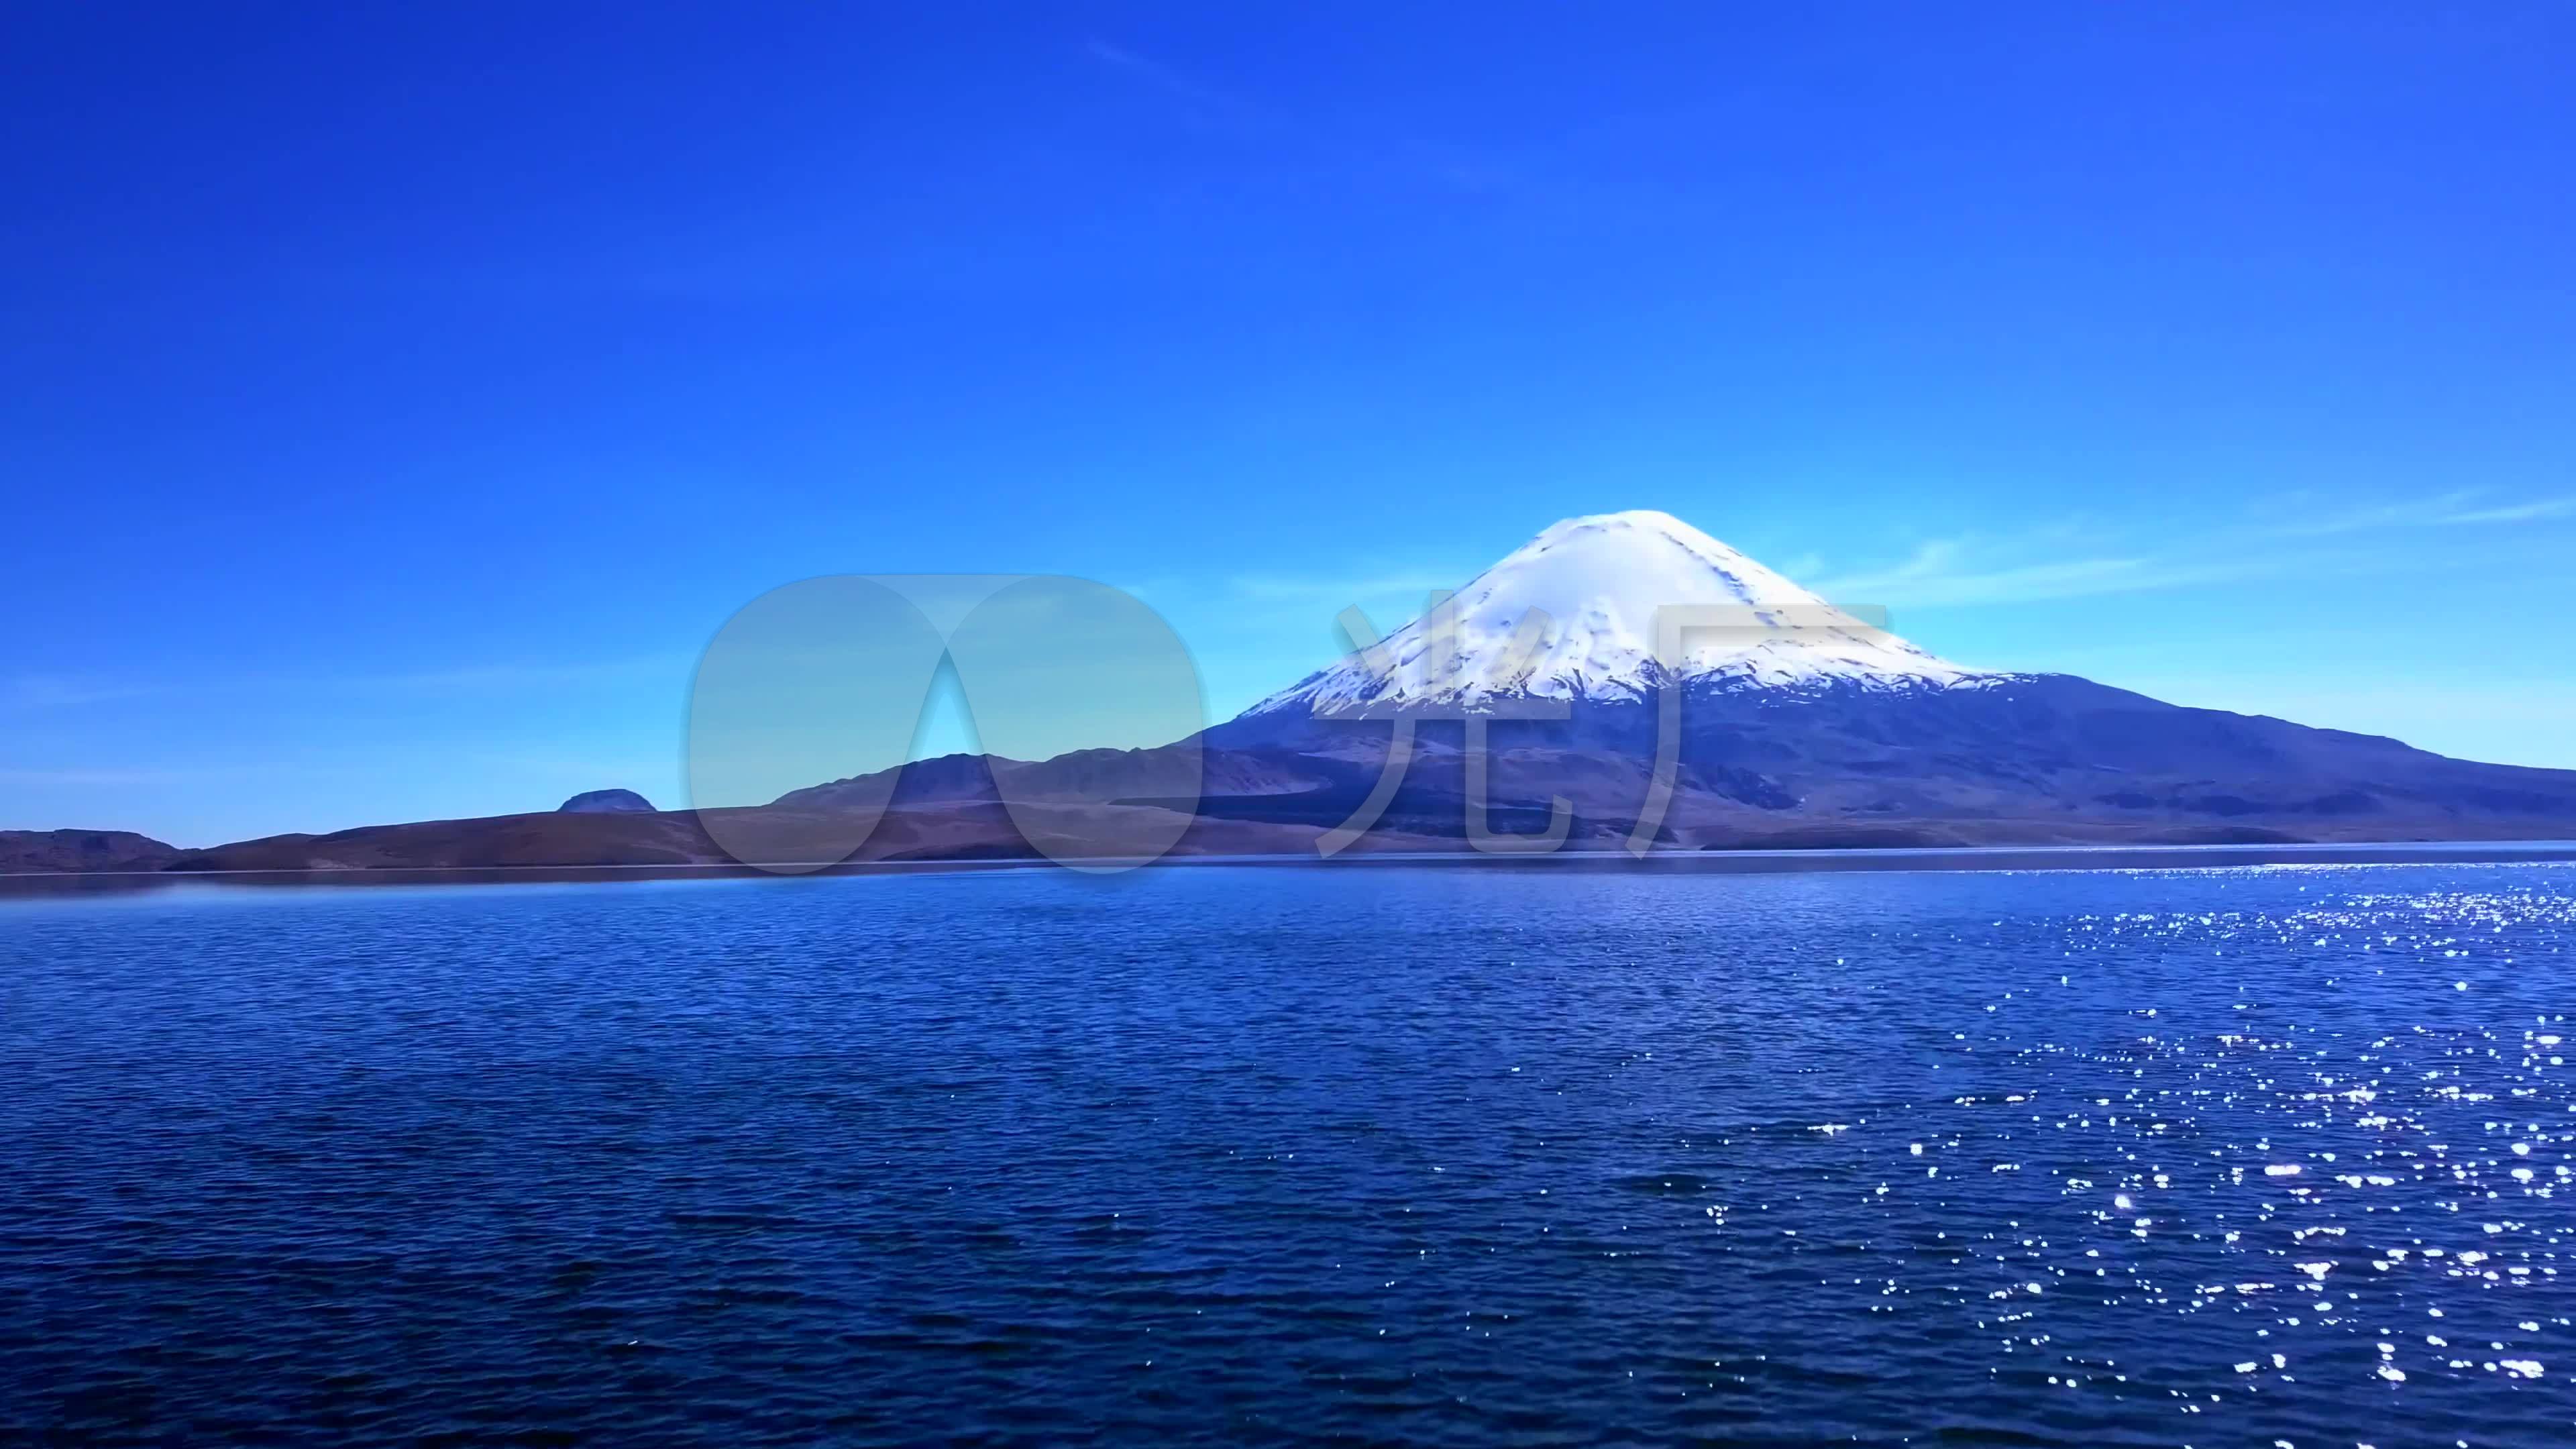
left=1, top=829, right=180, bottom=874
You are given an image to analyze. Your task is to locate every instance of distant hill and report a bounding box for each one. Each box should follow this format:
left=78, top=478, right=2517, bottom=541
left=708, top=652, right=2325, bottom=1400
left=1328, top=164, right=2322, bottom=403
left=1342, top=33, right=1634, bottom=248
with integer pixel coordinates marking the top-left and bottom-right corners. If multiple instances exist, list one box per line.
left=558, top=789, right=656, bottom=814
left=153, top=803, right=1444, bottom=871
left=1, top=829, right=179, bottom=874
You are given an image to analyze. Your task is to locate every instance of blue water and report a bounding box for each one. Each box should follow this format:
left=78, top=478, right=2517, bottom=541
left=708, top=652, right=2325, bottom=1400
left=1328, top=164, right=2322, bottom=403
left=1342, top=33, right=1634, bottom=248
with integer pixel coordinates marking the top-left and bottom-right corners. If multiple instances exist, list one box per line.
left=5, top=863, right=2574, bottom=1446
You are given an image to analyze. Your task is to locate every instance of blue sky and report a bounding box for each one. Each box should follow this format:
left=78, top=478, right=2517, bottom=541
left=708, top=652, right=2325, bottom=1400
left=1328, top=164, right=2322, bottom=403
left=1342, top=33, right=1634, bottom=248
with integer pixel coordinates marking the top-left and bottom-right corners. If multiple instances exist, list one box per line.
left=5, top=3, right=2573, bottom=845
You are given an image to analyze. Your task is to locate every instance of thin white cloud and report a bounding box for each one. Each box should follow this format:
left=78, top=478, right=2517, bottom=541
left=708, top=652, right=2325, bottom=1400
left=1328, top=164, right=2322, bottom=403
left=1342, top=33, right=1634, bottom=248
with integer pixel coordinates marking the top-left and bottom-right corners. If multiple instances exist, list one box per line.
left=1812, top=548, right=2258, bottom=608
left=0, top=766, right=202, bottom=787
left=350, top=655, right=691, bottom=693
left=0, top=762, right=366, bottom=787
left=0, top=654, right=688, bottom=713
left=1082, top=38, right=1263, bottom=122
left=0, top=676, right=155, bottom=710
left=2264, top=489, right=2575, bottom=537
left=1079, top=37, right=1529, bottom=198
left=2269, top=489, right=2481, bottom=537
left=1226, top=570, right=1466, bottom=606
left=2441, top=497, right=2576, bottom=525
left=1816, top=490, right=2571, bottom=610
left=1, top=747, right=680, bottom=798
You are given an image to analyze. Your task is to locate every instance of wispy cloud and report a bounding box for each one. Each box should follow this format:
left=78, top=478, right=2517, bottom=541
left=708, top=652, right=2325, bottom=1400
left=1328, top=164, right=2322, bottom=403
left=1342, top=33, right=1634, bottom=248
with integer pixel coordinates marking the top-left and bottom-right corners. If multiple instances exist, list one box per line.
left=1811, top=547, right=2249, bottom=608
left=0, top=676, right=156, bottom=711
left=1208, top=486, right=2573, bottom=622
left=1811, top=490, right=2573, bottom=610
left=0, top=762, right=366, bottom=787
left=340, top=655, right=690, bottom=694
left=0, top=654, right=688, bottom=714
left=1227, top=570, right=1466, bottom=606
left=1081, top=38, right=1271, bottom=127
left=2265, top=489, right=2481, bottom=537
left=2254, top=489, right=2576, bottom=537
left=1079, top=37, right=1531, bottom=198
left=0, top=766, right=199, bottom=787
left=2440, top=497, right=2576, bottom=525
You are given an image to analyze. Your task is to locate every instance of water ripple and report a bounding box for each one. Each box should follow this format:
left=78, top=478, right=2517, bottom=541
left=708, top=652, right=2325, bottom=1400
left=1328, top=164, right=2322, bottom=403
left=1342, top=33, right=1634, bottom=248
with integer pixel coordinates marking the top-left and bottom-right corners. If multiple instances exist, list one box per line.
left=3, top=863, right=2574, bottom=1444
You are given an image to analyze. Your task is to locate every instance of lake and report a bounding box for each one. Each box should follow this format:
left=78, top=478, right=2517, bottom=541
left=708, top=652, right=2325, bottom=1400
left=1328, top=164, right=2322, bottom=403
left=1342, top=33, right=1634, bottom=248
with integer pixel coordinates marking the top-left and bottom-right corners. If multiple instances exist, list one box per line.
left=4, top=862, right=2573, bottom=1445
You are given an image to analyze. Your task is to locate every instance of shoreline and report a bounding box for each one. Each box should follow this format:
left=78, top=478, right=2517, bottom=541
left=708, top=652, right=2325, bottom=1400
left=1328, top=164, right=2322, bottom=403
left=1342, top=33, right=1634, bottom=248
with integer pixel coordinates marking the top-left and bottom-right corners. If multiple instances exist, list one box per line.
left=7, top=837, right=2576, bottom=896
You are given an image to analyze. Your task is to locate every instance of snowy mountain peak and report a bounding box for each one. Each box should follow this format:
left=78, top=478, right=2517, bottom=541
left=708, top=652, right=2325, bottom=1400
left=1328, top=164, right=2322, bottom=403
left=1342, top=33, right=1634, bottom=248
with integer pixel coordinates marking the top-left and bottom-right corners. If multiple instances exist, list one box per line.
left=1246, top=509, right=2000, bottom=716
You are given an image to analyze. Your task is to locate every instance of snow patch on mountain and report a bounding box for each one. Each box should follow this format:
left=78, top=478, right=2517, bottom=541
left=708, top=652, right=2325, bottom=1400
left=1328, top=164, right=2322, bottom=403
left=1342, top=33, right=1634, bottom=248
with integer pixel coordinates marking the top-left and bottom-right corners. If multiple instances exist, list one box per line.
left=1245, top=509, right=2009, bottom=716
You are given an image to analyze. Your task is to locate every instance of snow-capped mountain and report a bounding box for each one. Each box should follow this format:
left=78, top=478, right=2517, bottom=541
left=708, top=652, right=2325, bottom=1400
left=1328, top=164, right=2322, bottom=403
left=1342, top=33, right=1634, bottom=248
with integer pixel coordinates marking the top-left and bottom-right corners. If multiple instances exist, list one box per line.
left=1246, top=510, right=2000, bottom=718
left=103, top=508, right=2576, bottom=872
